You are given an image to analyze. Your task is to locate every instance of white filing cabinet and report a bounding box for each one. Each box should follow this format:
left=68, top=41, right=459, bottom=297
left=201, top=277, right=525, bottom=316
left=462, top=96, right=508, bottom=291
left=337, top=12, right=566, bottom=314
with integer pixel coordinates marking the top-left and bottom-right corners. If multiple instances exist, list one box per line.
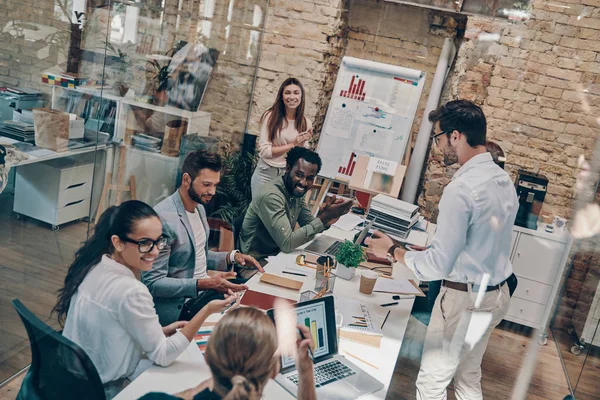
left=504, top=225, right=573, bottom=337
left=14, top=155, right=94, bottom=229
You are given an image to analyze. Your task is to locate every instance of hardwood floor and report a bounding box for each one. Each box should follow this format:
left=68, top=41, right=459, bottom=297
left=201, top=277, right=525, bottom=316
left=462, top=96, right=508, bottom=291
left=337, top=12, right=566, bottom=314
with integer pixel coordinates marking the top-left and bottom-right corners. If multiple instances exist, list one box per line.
left=0, top=192, right=89, bottom=383
left=388, top=318, right=582, bottom=400
left=1, top=190, right=599, bottom=399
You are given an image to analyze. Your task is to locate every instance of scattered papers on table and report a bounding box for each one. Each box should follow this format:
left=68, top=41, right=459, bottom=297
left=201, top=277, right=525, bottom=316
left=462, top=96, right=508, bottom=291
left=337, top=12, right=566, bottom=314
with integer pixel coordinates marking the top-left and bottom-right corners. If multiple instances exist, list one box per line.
left=373, top=278, right=424, bottom=296
left=333, top=213, right=365, bottom=231
left=336, top=296, right=382, bottom=335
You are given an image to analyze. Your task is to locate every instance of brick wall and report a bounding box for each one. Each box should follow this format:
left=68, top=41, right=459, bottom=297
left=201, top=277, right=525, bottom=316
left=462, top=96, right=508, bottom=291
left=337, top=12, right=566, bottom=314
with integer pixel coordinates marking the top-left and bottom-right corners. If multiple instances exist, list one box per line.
left=0, top=0, right=71, bottom=98
left=418, top=0, right=600, bottom=221
left=249, top=0, right=347, bottom=141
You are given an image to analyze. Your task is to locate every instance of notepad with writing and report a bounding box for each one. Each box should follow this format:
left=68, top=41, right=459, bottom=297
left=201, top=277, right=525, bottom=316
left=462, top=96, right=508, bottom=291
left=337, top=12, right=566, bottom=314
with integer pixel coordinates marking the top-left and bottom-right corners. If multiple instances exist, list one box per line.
left=373, top=278, right=425, bottom=296
left=240, top=290, right=296, bottom=311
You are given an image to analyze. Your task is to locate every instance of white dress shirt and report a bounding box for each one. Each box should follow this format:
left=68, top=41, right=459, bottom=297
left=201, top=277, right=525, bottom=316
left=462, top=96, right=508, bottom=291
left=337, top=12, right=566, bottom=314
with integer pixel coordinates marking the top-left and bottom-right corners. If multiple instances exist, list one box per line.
left=404, top=152, right=519, bottom=286
left=63, top=255, right=189, bottom=384
left=186, top=210, right=208, bottom=279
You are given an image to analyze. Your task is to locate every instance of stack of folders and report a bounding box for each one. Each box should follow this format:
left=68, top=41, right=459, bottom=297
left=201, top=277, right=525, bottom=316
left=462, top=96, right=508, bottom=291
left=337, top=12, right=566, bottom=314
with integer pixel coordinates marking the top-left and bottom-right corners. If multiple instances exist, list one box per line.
left=366, top=194, right=420, bottom=240
left=132, top=133, right=162, bottom=153
left=0, top=120, right=35, bottom=142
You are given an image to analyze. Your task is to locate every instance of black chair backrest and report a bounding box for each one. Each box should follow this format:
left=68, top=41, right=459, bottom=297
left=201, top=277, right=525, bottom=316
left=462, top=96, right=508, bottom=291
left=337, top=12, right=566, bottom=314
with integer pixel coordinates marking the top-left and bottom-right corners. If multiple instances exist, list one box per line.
left=12, top=299, right=106, bottom=400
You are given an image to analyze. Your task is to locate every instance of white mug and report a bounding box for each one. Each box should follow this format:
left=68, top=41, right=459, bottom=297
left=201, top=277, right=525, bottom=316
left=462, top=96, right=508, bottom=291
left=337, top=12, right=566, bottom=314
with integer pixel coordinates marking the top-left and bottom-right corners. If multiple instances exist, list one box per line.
left=335, top=310, right=344, bottom=329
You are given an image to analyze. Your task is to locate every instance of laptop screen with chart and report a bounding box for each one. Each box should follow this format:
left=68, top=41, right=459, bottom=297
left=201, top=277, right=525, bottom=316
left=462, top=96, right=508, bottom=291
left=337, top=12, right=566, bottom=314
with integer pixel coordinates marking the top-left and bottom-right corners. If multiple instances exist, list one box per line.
left=281, top=298, right=332, bottom=369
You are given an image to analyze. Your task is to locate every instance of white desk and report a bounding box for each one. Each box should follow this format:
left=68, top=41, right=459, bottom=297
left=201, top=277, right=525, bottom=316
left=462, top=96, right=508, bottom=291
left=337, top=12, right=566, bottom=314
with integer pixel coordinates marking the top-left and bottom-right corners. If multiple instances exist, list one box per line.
left=115, top=218, right=435, bottom=400
left=0, top=136, right=111, bottom=167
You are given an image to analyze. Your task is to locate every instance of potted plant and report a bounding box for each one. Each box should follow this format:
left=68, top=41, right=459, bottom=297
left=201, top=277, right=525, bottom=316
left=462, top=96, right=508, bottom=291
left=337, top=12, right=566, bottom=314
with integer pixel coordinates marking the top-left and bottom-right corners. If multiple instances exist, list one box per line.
left=335, top=240, right=367, bottom=280
left=209, top=142, right=257, bottom=224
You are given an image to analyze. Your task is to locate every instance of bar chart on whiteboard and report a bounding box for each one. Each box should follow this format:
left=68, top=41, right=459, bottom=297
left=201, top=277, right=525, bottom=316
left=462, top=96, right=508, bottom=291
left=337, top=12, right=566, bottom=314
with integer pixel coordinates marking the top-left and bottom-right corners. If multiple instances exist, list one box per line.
left=340, top=75, right=367, bottom=101
left=316, top=57, right=426, bottom=181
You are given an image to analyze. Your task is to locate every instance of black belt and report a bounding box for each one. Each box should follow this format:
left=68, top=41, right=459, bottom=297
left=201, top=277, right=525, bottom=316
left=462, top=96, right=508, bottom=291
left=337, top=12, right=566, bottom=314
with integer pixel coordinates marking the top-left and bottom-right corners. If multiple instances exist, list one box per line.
left=442, top=279, right=507, bottom=292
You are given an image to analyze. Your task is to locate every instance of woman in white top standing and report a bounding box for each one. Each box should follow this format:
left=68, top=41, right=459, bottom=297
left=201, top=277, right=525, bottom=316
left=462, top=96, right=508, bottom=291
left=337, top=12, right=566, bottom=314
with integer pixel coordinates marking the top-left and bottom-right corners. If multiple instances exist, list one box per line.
left=53, top=200, right=237, bottom=399
left=251, top=77, right=313, bottom=198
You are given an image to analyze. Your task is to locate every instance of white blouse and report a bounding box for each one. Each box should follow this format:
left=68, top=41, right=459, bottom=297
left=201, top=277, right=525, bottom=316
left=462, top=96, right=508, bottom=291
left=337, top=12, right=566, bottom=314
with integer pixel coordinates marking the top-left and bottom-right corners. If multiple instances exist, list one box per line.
left=257, top=111, right=312, bottom=168
left=63, top=255, right=189, bottom=384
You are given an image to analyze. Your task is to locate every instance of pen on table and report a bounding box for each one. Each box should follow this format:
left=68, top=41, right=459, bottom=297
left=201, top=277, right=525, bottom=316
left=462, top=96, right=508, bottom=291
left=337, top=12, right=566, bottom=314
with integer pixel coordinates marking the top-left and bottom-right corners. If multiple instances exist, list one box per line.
left=282, top=270, right=307, bottom=277
left=380, top=310, right=391, bottom=329
left=298, top=328, right=315, bottom=363
left=380, top=302, right=399, bottom=307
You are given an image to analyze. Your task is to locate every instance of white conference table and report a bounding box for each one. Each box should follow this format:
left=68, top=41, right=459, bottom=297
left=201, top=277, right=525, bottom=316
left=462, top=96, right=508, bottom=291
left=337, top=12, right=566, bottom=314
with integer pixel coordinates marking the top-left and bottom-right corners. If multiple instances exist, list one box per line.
left=115, top=216, right=435, bottom=400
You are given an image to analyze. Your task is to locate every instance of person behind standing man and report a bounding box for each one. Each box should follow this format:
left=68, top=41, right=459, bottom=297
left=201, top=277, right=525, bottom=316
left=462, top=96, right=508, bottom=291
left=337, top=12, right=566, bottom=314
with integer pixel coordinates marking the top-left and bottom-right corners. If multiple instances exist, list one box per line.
left=250, top=77, right=313, bottom=198
left=366, top=100, right=519, bottom=400
left=139, top=307, right=317, bottom=400
left=54, top=201, right=238, bottom=399
left=142, top=150, right=262, bottom=326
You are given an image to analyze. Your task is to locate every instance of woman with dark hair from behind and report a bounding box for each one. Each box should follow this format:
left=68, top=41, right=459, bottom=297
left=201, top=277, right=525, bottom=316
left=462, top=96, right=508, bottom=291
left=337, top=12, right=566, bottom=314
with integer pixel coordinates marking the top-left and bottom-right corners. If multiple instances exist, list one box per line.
left=139, top=307, right=317, bottom=400
left=54, top=200, right=237, bottom=399
left=250, top=77, right=313, bottom=199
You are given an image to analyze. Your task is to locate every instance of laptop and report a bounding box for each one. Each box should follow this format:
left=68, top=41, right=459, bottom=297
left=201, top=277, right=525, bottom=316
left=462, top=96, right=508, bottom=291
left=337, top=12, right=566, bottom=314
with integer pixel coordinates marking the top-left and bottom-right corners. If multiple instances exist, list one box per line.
left=304, top=220, right=373, bottom=257
left=267, top=296, right=384, bottom=399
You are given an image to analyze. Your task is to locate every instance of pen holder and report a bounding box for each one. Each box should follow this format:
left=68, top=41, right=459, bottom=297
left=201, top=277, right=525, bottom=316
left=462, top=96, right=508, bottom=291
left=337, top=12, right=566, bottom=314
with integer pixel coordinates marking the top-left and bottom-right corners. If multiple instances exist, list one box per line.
left=300, top=290, right=319, bottom=302
left=315, top=274, right=336, bottom=296
left=316, top=255, right=336, bottom=281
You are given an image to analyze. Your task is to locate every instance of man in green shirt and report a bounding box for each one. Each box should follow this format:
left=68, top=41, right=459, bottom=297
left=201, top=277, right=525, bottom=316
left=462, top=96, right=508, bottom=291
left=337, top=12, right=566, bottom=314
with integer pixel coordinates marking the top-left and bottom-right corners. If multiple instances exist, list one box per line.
left=240, top=147, right=352, bottom=261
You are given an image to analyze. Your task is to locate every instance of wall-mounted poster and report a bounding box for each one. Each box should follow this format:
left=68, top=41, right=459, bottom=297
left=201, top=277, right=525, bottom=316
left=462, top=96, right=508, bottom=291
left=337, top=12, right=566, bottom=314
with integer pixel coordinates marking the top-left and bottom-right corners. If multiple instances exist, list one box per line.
left=167, top=43, right=219, bottom=112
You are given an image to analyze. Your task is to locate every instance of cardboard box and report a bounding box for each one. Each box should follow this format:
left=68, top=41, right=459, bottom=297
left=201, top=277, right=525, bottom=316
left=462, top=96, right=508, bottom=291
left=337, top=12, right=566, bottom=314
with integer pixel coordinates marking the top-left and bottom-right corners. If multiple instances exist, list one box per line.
left=33, top=109, right=84, bottom=152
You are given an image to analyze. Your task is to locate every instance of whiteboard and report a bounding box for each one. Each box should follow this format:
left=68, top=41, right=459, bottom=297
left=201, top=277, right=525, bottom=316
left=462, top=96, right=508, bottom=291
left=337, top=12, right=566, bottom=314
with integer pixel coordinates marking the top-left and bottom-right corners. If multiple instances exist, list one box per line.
left=316, top=57, right=426, bottom=180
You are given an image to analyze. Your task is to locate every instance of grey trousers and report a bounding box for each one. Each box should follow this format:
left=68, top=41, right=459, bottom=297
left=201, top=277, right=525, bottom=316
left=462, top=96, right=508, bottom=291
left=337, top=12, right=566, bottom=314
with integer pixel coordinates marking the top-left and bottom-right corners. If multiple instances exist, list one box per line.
left=250, top=158, right=285, bottom=199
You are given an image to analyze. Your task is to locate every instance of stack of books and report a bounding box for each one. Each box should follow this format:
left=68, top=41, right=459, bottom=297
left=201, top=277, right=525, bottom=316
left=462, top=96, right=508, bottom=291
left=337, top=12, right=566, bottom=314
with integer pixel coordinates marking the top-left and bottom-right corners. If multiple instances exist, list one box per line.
left=366, top=194, right=420, bottom=240
left=132, top=133, right=162, bottom=153
left=0, top=87, right=44, bottom=102
left=0, top=120, right=35, bottom=142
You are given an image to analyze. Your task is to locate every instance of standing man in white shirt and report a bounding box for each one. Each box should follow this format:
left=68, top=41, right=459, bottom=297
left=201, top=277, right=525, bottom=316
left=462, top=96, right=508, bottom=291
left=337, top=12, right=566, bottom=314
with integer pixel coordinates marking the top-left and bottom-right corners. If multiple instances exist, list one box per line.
left=366, top=100, right=519, bottom=400
left=142, top=150, right=263, bottom=326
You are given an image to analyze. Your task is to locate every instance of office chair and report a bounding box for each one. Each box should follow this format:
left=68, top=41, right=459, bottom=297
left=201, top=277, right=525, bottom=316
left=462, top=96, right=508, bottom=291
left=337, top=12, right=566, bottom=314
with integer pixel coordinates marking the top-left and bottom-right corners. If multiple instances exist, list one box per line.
left=231, top=209, right=262, bottom=281
left=12, top=299, right=106, bottom=400
left=232, top=211, right=246, bottom=251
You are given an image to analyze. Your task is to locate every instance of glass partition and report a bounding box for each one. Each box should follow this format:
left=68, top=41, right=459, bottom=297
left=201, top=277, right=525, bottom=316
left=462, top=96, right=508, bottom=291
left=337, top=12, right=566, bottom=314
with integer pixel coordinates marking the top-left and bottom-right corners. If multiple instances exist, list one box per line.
left=1, top=0, right=600, bottom=398
left=0, top=0, right=266, bottom=383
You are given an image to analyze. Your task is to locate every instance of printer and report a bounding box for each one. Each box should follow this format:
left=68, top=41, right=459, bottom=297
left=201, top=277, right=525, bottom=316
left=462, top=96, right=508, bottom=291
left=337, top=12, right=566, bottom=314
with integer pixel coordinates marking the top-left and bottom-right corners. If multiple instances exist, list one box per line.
left=514, top=170, right=548, bottom=230
left=0, top=87, right=44, bottom=121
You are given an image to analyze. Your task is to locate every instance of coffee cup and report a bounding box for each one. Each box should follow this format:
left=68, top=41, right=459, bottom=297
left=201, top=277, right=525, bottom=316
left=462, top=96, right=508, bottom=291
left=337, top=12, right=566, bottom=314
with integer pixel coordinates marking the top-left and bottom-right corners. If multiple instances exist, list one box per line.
left=359, top=270, right=378, bottom=295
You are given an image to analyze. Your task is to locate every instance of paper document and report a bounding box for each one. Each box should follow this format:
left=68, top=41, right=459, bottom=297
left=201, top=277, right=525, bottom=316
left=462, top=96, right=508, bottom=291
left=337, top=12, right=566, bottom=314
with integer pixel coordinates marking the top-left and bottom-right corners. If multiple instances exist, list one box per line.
left=373, top=278, right=423, bottom=295
left=336, top=296, right=382, bottom=335
left=333, top=213, right=365, bottom=231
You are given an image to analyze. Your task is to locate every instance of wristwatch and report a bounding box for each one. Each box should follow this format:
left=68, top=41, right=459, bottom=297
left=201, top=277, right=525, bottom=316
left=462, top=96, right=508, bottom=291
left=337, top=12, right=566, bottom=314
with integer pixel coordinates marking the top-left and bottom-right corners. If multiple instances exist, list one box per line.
left=386, top=244, right=400, bottom=263
left=228, top=249, right=240, bottom=265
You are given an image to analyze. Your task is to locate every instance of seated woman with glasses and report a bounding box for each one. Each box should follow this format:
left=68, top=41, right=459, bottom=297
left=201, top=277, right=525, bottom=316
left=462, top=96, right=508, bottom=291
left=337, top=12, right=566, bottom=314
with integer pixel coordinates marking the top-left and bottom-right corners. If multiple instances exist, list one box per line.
left=53, top=200, right=237, bottom=399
